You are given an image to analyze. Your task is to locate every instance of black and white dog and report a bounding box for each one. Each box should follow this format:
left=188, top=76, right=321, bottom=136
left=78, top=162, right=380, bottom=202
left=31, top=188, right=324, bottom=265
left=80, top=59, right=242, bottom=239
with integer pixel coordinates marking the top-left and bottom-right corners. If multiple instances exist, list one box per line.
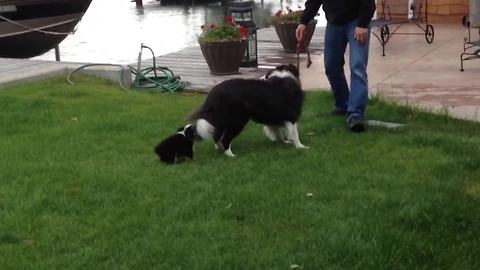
left=190, top=64, right=307, bottom=157
left=154, top=125, right=196, bottom=164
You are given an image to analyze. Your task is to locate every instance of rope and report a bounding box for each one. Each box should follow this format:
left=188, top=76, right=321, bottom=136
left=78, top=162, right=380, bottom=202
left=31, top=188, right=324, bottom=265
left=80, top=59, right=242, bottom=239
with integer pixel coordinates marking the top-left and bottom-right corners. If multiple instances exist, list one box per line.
left=0, top=14, right=77, bottom=37
left=296, top=36, right=312, bottom=73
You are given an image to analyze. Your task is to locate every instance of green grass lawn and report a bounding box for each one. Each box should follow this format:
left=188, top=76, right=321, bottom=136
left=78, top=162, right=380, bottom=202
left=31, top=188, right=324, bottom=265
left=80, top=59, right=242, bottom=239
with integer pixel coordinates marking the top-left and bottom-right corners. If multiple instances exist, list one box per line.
left=1, top=76, right=480, bottom=269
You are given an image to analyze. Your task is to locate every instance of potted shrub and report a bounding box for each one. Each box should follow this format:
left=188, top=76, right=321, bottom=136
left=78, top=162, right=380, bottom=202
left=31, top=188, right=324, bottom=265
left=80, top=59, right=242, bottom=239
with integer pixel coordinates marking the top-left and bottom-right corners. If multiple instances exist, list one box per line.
left=269, top=7, right=317, bottom=53
left=199, top=16, right=248, bottom=75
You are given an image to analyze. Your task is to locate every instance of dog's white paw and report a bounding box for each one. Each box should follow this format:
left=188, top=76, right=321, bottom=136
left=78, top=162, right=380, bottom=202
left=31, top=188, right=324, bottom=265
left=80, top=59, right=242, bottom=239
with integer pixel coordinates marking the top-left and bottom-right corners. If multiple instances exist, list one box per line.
left=224, top=150, right=236, bottom=157
left=295, top=143, right=309, bottom=149
left=224, top=148, right=236, bottom=157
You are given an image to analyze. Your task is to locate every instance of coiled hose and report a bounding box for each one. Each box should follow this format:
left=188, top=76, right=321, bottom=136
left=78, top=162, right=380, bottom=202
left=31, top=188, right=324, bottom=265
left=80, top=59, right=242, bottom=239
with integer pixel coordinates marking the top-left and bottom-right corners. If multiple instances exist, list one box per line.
left=67, top=44, right=190, bottom=93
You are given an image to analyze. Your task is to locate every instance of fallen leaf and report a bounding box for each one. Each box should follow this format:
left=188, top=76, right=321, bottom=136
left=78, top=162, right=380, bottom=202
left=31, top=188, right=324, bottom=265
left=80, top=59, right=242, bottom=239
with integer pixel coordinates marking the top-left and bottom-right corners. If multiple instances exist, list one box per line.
left=67, top=187, right=81, bottom=194
left=23, top=240, right=34, bottom=246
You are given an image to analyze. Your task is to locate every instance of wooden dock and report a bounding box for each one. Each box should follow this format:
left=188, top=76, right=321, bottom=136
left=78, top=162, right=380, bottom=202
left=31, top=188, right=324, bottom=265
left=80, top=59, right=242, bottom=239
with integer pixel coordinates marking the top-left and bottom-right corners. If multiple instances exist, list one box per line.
left=136, top=27, right=325, bottom=90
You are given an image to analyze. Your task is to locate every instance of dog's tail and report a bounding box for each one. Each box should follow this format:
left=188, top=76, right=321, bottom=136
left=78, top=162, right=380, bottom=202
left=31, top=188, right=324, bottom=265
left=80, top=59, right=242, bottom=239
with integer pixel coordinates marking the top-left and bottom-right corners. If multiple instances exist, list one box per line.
left=195, top=119, right=214, bottom=140
left=189, top=102, right=215, bottom=141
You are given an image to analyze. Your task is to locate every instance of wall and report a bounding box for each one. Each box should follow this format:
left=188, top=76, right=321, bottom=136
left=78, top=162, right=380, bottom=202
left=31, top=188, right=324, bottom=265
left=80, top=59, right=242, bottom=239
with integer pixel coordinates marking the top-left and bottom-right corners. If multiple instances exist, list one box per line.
left=428, top=0, right=469, bottom=23
left=376, top=0, right=469, bottom=23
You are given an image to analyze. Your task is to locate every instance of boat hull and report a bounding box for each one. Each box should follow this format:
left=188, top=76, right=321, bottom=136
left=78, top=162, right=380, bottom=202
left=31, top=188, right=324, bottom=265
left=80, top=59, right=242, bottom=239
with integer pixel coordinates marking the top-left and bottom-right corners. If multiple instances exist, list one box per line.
left=160, top=0, right=221, bottom=5
left=0, top=0, right=91, bottom=58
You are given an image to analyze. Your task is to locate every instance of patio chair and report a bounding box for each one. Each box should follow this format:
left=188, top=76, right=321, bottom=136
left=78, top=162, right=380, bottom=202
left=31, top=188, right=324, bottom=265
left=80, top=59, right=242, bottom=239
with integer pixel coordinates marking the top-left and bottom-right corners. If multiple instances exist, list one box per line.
left=371, top=0, right=435, bottom=56
left=460, top=0, right=480, bottom=71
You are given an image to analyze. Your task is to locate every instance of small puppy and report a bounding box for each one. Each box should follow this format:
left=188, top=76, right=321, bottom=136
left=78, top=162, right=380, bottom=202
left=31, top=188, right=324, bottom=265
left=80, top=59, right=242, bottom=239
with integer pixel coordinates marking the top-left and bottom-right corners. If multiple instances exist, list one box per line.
left=154, top=125, right=195, bottom=164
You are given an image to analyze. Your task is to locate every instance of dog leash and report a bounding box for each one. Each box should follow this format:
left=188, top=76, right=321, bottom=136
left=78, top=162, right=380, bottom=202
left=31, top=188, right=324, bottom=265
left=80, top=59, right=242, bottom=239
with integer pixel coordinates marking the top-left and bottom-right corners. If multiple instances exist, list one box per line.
left=296, top=35, right=312, bottom=72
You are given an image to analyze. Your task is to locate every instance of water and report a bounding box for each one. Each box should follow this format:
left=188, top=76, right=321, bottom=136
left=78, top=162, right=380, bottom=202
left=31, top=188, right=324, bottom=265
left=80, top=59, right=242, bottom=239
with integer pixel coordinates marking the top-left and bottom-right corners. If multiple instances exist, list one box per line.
left=33, top=0, right=326, bottom=64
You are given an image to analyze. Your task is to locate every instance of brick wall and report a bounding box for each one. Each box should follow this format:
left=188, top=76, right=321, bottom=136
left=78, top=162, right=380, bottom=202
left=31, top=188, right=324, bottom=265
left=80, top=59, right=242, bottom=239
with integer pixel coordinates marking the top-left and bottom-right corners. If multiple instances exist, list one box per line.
left=376, top=0, right=469, bottom=23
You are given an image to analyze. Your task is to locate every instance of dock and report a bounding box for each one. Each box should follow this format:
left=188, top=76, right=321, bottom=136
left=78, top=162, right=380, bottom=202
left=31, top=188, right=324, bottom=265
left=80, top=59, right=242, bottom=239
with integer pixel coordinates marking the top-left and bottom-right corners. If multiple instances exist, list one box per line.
left=0, top=27, right=324, bottom=91
left=135, top=27, right=325, bottom=90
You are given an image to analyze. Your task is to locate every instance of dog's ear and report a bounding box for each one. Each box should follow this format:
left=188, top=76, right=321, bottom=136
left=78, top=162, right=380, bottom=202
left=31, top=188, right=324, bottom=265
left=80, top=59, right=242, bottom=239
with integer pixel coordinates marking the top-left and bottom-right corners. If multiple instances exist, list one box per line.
left=264, top=69, right=273, bottom=79
left=154, top=134, right=178, bottom=164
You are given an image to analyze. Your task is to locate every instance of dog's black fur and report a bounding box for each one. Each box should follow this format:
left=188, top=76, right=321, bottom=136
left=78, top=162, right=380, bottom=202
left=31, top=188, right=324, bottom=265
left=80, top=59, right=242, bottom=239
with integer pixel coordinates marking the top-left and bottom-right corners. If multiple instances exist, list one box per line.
left=190, top=64, right=304, bottom=152
left=154, top=125, right=195, bottom=164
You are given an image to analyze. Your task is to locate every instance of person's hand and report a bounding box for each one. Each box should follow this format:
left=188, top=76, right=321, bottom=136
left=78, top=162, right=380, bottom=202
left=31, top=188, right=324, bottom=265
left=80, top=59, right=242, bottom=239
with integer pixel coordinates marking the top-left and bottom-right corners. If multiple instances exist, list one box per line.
left=354, top=27, right=368, bottom=45
left=296, top=24, right=307, bottom=42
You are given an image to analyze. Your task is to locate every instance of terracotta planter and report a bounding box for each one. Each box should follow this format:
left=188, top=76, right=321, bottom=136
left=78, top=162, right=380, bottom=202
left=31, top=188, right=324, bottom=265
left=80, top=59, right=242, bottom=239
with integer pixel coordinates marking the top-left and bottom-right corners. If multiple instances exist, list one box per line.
left=199, top=40, right=247, bottom=75
left=274, top=19, right=317, bottom=53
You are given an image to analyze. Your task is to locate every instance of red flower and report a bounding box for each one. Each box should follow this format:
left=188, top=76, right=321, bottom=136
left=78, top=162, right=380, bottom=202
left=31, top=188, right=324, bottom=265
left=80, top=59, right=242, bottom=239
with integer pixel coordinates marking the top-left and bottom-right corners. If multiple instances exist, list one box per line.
left=199, top=16, right=248, bottom=42
left=239, top=26, right=249, bottom=39
left=269, top=7, right=306, bottom=26
left=224, top=16, right=234, bottom=25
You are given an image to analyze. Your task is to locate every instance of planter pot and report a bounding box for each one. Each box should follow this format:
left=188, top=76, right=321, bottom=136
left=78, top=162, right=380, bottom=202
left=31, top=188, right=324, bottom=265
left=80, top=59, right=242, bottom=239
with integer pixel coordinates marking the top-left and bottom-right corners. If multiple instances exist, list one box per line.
left=274, top=19, right=317, bottom=53
left=199, top=40, right=247, bottom=75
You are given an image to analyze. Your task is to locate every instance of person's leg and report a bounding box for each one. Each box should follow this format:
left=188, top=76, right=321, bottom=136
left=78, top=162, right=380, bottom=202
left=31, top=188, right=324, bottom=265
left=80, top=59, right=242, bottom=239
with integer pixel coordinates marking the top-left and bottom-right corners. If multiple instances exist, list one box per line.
left=346, top=20, right=370, bottom=121
left=324, top=22, right=349, bottom=113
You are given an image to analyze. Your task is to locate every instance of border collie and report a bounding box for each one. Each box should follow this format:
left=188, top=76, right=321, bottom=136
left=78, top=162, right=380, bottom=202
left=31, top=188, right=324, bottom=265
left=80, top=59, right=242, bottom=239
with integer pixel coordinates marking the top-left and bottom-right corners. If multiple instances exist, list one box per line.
left=154, top=125, right=195, bottom=164
left=190, top=64, right=307, bottom=157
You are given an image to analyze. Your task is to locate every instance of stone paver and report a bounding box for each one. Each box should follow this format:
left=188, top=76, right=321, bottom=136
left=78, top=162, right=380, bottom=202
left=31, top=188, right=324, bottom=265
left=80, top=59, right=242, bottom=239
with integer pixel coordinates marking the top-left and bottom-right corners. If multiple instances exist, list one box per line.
left=300, top=23, right=480, bottom=121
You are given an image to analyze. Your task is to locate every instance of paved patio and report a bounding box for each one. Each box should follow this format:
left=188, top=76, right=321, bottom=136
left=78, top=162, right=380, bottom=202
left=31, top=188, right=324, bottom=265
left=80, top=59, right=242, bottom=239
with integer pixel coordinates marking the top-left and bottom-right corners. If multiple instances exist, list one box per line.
left=301, top=23, right=480, bottom=121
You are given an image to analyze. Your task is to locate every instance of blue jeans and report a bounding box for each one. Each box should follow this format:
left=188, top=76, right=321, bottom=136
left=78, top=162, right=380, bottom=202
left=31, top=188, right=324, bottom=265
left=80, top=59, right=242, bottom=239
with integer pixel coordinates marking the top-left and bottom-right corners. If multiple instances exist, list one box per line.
left=324, top=20, right=370, bottom=120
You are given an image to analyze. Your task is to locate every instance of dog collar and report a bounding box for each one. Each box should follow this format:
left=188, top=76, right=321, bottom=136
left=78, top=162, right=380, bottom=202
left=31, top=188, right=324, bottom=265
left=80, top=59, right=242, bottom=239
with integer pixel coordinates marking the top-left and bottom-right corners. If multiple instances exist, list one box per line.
left=176, top=130, right=195, bottom=142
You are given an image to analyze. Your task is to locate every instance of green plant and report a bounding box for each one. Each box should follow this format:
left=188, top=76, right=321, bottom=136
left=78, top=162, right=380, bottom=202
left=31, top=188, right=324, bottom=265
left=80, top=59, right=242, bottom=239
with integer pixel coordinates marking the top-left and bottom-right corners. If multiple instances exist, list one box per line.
left=268, top=7, right=304, bottom=25
left=199, top=16, right=248, bottom=43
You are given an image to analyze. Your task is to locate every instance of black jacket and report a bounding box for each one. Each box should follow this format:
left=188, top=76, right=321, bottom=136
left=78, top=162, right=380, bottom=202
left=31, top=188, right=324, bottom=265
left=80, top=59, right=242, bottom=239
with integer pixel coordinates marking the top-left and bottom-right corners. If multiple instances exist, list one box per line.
left=301, top=0, right=376, bottom=28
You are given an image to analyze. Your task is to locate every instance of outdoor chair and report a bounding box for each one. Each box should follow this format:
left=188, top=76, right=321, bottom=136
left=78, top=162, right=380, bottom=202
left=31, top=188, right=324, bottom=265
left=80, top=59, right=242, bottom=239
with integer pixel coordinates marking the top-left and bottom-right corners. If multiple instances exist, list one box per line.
left=460, top=0, right=480, bottom=71
left=371, top=0, right=434, bottom=56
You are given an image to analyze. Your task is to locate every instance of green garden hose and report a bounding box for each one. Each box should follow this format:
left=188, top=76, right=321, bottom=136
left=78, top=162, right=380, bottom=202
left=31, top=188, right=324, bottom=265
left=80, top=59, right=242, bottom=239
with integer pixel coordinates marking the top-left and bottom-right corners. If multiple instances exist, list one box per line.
left=131, top=65, right=190, bottom=93
left=132, top=43, right=190, bottom=93
left=67, top=43, right=190, bottom=93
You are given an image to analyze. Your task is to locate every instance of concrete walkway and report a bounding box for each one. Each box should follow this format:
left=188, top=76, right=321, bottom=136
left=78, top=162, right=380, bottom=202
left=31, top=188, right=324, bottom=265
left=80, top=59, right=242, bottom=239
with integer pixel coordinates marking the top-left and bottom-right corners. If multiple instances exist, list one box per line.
left=301, top=23, right=480, bottom=121
left=0, top=58, right=73, bottom=87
